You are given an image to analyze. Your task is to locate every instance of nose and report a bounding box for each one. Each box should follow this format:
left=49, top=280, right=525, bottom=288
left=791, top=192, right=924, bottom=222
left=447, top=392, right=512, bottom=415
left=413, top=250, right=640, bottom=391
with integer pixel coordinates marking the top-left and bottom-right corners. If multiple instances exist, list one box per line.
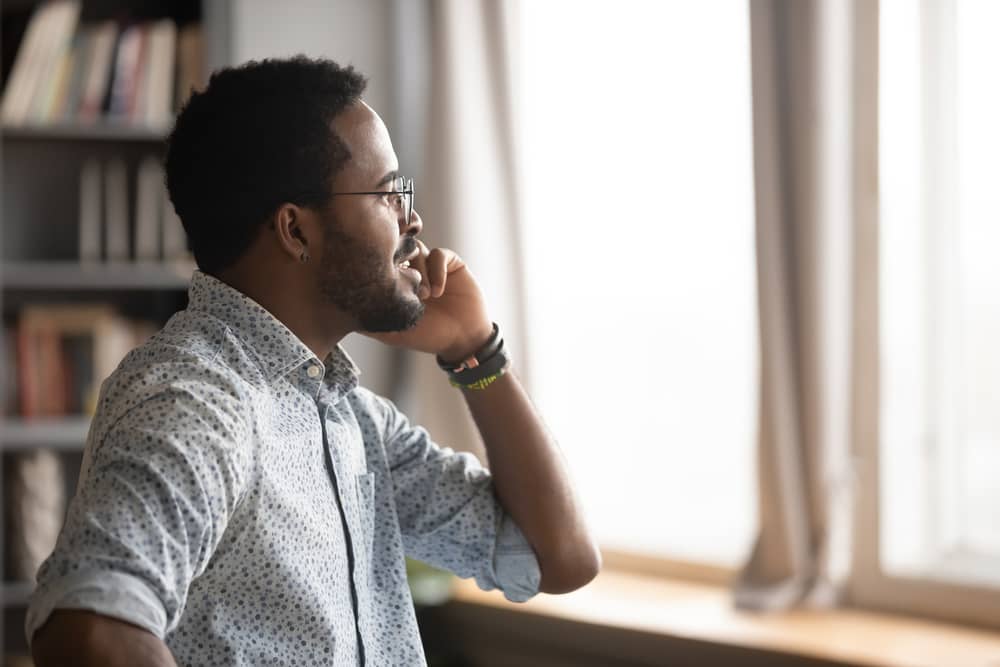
left=401, top=207, right=422, bottom=237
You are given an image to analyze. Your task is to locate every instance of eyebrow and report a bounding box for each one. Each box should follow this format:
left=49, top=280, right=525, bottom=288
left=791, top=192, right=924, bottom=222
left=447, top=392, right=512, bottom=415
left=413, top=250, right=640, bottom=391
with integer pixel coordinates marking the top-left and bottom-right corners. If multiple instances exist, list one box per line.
left=375, top=170, right=399, bottom=188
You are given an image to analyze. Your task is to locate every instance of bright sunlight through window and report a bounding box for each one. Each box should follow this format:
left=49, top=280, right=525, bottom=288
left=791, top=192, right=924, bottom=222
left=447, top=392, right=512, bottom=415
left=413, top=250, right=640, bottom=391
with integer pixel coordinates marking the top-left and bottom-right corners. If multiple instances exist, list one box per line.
left=880, top=0, right=1000, bottom=586
left=519, top=1, right=758, bottom=566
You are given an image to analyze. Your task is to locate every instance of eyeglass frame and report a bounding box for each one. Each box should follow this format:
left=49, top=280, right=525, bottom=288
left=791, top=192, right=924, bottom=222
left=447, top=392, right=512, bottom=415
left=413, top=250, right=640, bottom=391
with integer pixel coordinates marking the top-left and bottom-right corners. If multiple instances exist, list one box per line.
left=329, top=176, right=414, bottom=226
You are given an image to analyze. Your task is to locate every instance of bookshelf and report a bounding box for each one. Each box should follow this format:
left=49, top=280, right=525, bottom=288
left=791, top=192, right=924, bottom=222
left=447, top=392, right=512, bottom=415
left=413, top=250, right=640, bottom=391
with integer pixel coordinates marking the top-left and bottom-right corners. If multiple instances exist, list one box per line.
left=1, top=417, right=90, bottom=451
left=0, top=0, right=231, bottom=659
left=3, top=260, right=195, bottom=289
left=1, top=121, right=169, bottom=141
left=2, top=583, right=34, bottom=609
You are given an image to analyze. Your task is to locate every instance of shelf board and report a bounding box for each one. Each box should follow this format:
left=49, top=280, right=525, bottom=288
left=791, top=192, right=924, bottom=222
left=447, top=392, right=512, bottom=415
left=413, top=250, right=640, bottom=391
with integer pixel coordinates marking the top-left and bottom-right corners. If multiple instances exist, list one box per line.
left=1, top=121, right=169, bottom=142
left=2, top=581, right=34, bottom=608
left=1, top=417, right=90, bottom=451
left=2, top=261, right=195, bottom=290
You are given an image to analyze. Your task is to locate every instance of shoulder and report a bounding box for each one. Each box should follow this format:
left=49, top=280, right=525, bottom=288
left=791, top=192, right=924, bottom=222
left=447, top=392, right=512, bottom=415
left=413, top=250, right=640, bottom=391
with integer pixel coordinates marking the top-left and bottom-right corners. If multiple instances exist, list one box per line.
left=93, top=314, right=265, bottom=438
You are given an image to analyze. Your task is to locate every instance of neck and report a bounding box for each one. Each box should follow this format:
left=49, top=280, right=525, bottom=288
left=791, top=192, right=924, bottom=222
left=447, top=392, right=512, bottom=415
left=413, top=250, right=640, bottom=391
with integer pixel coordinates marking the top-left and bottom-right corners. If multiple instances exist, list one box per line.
left=215, top=257, right=355, bottom=362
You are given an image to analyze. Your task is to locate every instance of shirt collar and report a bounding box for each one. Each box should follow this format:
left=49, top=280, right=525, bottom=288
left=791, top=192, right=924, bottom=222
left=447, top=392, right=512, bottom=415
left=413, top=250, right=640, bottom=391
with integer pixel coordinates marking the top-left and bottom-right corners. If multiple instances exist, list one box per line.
left=187, top=271, right=361, bottom=395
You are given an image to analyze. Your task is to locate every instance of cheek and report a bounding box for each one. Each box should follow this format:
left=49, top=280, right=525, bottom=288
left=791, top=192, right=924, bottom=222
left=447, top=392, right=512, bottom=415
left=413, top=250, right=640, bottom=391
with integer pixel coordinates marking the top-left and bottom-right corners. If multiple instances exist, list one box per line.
left=322, top=232, right=394, bottom=285
left=323, top=207, right=395, bottom=258
left=342, top=204, right=398, bottom=249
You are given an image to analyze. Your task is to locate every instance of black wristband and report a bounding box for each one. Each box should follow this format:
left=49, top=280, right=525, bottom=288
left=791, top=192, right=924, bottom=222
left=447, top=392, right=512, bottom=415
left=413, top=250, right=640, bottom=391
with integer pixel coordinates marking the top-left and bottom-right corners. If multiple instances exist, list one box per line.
left=436, top=322, right=502, bottom=373
left=447, top=343, right=511, bottom=389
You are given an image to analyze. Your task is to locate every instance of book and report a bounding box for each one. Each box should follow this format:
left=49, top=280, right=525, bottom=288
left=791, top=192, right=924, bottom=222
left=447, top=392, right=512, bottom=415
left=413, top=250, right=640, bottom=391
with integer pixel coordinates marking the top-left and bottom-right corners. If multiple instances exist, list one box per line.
left=134, top=155, right=164, bottom=261
left=61, top=332, right=93, bottom=414
left=104, top=157, right=129, bottom=261
left=5, top=448, right=66, bottom=583
left=55, top=25, right=94, bottom=121
left=37, top=326, right=66, bottom=416
left=15, top=323, right=40, bottom=419
left=139, top=19, right=177, bottom=127
left=23, top=1, right=80, bottom=124
left=175, top=23, right=204, bottom=110
left=34, top=29, right=76, bottom=122
left=2, top=1, right=81, bottom=124
left=0, top=7, right=50, bottom=122
left=2, top=325, right=18, bottom=417
left=78, top=157, right=102, bottom=262
left=107, top=24, right=145, bottom=119
left=77, top=21, right=117, bottom=123
left=16, top=305, right=154, bottom=418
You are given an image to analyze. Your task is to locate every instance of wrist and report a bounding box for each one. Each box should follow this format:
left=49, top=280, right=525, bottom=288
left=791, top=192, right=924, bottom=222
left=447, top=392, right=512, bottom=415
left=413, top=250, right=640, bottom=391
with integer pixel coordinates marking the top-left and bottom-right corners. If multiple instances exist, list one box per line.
left=436, top=322, right=511, bottom=391
left=438, top=321, right=495, bottom=365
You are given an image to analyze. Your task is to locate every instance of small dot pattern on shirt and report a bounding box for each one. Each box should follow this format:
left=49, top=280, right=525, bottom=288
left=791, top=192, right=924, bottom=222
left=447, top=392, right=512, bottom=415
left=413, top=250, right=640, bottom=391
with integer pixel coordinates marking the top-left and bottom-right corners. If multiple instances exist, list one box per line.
left=26, top=270, right=541, bottom=666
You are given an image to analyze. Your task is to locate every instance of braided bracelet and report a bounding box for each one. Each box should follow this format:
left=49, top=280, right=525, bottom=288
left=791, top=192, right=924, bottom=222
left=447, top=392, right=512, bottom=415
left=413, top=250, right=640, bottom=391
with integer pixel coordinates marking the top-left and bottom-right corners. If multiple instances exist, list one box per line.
left=436, top=323, right=511, bottom=390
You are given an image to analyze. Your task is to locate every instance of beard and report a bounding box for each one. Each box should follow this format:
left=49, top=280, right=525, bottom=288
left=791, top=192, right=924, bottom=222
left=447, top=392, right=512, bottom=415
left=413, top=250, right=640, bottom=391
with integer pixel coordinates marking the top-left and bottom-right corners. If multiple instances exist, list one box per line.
left=315, top=218, right=425, bottom=333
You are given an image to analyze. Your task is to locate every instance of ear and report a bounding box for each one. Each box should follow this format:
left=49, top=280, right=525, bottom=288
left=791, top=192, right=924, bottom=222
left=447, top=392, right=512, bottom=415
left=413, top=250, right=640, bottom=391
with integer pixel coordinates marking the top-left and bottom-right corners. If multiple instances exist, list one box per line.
left=272, top=203, right=315, bottom=262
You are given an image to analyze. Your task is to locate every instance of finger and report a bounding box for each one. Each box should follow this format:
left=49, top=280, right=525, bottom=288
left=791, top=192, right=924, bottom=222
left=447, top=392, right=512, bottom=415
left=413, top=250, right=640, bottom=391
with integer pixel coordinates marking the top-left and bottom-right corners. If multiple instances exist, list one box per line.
left=408, top=240, right=432, bottom=299
left=424, top=247, right=454, bottom=298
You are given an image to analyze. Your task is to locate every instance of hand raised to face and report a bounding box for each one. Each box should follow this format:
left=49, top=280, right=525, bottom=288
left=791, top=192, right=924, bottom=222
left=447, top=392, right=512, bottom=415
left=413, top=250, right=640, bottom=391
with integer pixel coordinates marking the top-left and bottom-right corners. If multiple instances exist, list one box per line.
left=364, top=241, right=494, bottom=363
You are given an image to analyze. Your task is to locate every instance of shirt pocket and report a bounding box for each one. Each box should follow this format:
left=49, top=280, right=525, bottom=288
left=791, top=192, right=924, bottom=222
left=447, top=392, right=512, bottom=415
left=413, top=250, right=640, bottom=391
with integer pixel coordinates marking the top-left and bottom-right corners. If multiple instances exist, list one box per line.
left=355, top=472, right=377, bottom=566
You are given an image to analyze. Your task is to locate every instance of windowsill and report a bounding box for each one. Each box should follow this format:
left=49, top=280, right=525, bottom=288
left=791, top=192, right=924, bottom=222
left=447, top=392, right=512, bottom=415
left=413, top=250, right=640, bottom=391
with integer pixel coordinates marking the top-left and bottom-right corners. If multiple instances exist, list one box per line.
left=448, top=570, right=1000, bottom=667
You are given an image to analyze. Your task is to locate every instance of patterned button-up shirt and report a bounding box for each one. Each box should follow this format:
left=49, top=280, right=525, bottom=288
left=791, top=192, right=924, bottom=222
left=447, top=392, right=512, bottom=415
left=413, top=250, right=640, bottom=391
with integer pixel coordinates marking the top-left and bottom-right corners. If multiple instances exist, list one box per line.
left=26, top=271, right=540, bottom=666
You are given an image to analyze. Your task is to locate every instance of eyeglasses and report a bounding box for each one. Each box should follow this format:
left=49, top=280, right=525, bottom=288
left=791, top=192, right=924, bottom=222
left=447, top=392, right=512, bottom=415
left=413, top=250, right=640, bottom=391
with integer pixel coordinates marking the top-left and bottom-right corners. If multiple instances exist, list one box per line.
left=330, top=176, right=414, bottom=226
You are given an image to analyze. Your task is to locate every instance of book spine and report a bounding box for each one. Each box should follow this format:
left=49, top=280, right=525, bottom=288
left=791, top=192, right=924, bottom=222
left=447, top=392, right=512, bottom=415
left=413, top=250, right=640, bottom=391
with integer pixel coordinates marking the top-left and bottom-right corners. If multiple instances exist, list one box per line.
left=26, top=2, right=81, bottom=124
left=15, top=322, right=39, bottom=419
left=128, top=24, right=151, bottom=122
left=134, top=156, right=163, bottom=261
left=107, top=24, right=142, bottom=119
left=143, top=19, right=177, bottom=127
left=78, top=22, right=118, bottom=123
left=59, top=27, right=94, bottom=122
left=1, top=2, right=63, bottom=123
left=79, top=157, right=102, bottom=263
left=104, top=158, right=130, bottom=262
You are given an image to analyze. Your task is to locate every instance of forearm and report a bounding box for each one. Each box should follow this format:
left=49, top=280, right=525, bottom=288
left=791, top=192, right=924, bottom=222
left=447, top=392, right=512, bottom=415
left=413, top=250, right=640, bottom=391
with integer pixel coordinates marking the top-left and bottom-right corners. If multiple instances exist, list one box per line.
left=460, top=371, right=601, bottom=593
left=33, top=610, right=178, bottom=667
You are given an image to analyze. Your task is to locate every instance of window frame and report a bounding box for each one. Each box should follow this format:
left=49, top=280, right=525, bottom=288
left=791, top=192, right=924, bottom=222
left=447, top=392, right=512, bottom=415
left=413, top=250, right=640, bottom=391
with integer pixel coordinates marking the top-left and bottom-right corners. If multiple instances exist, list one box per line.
left=848, top=0, right=1000, bottom=630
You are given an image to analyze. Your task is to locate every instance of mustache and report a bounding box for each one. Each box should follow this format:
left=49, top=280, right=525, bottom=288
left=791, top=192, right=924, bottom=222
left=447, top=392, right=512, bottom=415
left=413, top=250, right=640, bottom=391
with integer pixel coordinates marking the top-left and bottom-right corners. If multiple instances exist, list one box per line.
left=394, top=236, right=418, bottom=263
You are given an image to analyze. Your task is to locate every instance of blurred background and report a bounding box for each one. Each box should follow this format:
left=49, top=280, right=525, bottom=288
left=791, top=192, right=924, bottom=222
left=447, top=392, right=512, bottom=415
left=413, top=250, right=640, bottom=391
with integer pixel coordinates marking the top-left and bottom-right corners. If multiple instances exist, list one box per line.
left=2, top=0, right=1000, bottom=665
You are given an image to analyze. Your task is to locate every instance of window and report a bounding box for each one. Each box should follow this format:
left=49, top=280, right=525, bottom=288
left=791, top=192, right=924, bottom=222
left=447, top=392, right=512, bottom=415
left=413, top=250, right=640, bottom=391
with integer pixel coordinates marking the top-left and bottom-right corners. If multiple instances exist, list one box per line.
left=880, top=0, right=1000, bottom=588
left=518, top=1, right=757, bottom=567
left=858, top=0, right=1000, bottom=626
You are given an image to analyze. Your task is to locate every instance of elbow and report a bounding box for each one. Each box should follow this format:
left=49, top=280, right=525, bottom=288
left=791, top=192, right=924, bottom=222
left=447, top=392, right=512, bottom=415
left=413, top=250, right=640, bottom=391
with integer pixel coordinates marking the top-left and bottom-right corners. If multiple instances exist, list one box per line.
left=538, top=541, right=602, bottom=594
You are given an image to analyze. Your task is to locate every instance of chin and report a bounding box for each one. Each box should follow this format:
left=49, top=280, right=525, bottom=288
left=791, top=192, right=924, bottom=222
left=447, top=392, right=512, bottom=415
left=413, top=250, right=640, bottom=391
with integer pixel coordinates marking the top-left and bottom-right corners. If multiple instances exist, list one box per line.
left=358, top=298, right=424, bottom=333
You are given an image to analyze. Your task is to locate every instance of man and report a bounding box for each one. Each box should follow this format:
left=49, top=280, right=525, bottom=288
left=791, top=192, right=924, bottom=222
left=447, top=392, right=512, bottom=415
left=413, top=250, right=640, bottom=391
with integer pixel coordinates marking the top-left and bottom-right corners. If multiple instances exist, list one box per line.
left=26, top=57, right=600, bottom=666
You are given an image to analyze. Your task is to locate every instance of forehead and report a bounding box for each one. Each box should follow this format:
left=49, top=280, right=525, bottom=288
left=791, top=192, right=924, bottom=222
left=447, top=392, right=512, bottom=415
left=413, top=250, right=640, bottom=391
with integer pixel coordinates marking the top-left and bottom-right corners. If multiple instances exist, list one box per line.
left=331, top=101, right=397, bottom=186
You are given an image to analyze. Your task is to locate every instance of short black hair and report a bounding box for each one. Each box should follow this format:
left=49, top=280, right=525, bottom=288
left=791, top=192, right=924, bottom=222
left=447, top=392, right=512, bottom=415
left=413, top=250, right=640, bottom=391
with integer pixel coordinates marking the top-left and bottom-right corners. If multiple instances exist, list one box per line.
left=164, top=56, right=367, bottom=274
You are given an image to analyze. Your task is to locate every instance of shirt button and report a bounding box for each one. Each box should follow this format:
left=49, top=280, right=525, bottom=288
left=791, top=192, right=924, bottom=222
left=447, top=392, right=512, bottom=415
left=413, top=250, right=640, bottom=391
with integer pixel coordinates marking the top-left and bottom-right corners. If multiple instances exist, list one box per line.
left=307, top=365, right=322, bottom=378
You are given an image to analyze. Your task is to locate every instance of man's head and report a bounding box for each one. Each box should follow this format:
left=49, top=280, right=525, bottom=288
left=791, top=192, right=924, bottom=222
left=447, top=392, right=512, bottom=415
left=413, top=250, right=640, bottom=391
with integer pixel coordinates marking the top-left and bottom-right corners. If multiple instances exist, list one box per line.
left=165, top=56, right=424, bottom=334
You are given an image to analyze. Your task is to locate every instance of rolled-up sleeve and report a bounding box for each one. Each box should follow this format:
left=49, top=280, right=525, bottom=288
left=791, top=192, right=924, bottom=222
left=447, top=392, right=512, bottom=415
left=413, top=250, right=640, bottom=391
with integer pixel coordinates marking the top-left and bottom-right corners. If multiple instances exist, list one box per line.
left=373, top=395, right=541, bottom=603
left=26, top=368, right=251, bottom=645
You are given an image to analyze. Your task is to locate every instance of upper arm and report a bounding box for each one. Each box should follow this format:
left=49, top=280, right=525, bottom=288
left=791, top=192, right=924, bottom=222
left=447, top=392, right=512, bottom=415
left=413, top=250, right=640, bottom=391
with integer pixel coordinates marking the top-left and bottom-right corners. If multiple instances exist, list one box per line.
left=27, top=364, right=253, bottom=643
left=32, top=609, right=178, bottom=667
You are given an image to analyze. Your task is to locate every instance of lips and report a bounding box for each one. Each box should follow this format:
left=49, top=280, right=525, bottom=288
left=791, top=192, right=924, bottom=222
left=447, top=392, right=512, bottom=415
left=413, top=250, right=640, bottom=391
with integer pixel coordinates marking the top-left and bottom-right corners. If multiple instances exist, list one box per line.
left=395, top=244, right=419, bottom=266
left=397, top=261, right=422, bottom=286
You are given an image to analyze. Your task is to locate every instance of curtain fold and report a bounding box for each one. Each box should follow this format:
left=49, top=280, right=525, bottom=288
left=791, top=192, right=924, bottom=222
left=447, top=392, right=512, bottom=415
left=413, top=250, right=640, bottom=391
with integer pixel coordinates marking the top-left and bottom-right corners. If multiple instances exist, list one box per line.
left=391, top=0, right=527, bottom=460
left=734, top=0, right=870, bottom=610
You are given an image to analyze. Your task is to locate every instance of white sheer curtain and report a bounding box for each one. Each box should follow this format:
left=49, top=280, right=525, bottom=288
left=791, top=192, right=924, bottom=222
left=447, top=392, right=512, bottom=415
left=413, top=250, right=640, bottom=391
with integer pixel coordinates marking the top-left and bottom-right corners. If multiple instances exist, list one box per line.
left=734, top=0, right=876, bottom=610
left=390, top=0, right=527, bottom=459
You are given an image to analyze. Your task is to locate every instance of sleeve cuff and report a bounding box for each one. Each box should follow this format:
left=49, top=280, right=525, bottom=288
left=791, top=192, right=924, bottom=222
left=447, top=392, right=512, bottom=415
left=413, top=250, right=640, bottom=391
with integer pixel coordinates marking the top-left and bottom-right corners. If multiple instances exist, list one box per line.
left=26, top=569, right=169, bottom=646
left=491, top=513, right=541, bottom=603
